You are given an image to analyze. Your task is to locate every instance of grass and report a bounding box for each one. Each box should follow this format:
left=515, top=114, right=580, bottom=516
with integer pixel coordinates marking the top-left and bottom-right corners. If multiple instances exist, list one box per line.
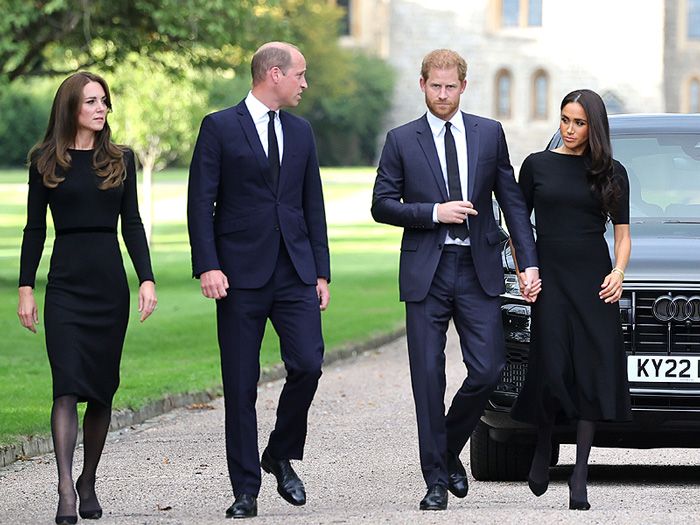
left=0, top=166, right=403, bottom=446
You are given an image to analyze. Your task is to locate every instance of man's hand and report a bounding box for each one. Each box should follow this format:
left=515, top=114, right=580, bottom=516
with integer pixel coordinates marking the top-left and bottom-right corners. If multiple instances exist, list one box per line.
left=200, top=269, right=229, bottom=299
left=437, top=200, right=478, bottom=224
left=518, top=267, right=542, bottom=303
left=316, top=278, right=330, bottom=311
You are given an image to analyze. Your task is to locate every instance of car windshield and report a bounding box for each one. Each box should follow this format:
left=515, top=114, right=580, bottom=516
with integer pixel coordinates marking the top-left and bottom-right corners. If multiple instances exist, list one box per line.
left=612, top=133, right=700, bottom=221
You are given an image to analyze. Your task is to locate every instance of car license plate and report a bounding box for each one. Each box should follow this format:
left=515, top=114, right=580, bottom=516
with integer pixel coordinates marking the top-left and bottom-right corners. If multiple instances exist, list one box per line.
left=628, top=355, right=700, bottom=383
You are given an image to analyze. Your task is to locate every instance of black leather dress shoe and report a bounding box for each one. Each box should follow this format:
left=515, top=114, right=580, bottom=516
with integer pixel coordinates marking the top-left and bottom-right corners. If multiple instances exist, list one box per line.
left=225, top=495, right=257, bottom=519
left=447, top=450, right=469, bottom=498
left=419, top=484, right=448, bottom=511
left=261, top=448, right=306, bottom=506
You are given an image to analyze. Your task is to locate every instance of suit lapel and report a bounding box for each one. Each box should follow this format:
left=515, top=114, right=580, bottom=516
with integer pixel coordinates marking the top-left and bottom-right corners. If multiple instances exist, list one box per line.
left=416, top=115, right=449, bottom=201
left=463, top=113, right=479, bottom=200
left=235, top=101, right=277, bottom=194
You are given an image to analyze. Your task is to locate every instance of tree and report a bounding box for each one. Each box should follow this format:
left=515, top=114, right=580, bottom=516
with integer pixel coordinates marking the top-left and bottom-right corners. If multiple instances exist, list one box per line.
left=1, top=0, right=287, bottom=84
left=107, top=55, right=207, bottom=242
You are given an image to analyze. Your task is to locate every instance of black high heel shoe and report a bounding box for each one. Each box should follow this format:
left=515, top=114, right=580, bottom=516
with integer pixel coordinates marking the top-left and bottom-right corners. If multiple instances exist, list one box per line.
left=55, top=516, right=77, bottom=525
left=527, top=476, right=549, bottom=497
left=76, top=475, right=103, bottom=519
left=567, top=477, right=591, bottom=510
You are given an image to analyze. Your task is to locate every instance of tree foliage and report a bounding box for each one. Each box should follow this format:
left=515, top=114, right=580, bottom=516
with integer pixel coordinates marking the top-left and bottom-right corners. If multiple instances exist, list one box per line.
left=0, top=0, right=287, bottom=83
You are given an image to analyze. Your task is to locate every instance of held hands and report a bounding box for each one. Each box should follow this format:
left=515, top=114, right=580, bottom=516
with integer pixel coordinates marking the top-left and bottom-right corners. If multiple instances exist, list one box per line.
left=518, top=268, right=542, bottom=303
left=200, top=269, right=229, bottom=300
left=17, top=286, right=39, bottom=333
left=600, top=268, right=624, bottom=303
left=317, top=278, right=330, bottom=311
left=138, top=280, right=157, bottom=322
left=437, top=200, right=478, bottom=223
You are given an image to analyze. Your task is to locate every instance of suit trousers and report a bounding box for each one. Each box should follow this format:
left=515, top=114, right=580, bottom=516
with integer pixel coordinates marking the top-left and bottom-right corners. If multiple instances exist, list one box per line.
left=405, top=245, right=505, bottom=488
left=216, top=240, right=324, bottom=497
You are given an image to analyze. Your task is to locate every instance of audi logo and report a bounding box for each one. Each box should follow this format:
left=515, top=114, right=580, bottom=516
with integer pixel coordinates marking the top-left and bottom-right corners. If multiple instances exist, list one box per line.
left=652, top=295, right=700, bottom=323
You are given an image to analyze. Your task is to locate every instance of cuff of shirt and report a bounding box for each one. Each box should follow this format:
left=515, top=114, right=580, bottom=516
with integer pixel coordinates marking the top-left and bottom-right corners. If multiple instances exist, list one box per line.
left=432, top=203, right=439, bottom=223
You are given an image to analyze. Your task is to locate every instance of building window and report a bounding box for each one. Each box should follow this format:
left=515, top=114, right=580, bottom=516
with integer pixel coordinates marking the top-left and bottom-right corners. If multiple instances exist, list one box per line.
left=528, top=0, right=543, bottom=26
left=690, top=78, right=700, bottom=112
left=499, top=0, right=542, bottom=28
left=495, top=69, right=513, bottom=118
left=689, top=0, right=700, bottom=39
left=532, top=70, right=548, bottom=119
left=338, top=0, right=351, bottom=36
left=502, top=0, right=520, bottom=27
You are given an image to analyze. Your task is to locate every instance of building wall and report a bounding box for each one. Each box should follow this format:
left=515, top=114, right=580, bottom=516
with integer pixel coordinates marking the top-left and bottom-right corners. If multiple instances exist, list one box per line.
left=379, top=0, right=665, bottom=166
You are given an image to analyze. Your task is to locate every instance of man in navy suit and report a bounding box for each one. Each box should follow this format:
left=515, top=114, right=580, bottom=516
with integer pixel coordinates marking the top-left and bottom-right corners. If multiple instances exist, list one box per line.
left=372, top=49, right=540, bottom=511
left=188, top=41, right=330, bottom=519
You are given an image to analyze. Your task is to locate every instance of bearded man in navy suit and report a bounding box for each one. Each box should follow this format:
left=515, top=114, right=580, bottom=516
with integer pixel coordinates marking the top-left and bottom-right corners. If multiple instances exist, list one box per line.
left=188, top=41, right=330, bottom=519
left=372, top=49, right=540, bottom=511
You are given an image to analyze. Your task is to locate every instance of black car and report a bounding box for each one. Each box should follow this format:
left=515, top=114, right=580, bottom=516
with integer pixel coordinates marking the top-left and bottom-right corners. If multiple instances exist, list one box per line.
left=471, top=114, right=700, bottom=481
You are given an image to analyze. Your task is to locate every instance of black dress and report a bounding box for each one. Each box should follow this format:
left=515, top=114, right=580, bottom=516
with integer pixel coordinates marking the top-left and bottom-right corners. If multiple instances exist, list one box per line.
left=19, top=148, right=154, bottom=407
left=510, top=150, right=632, bottom=424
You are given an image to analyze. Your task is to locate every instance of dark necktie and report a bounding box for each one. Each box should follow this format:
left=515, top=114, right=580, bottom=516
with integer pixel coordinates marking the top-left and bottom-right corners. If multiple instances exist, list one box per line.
left=267, top=110, right=280, bottom=191
left=444, top=122, right=469, bottom=240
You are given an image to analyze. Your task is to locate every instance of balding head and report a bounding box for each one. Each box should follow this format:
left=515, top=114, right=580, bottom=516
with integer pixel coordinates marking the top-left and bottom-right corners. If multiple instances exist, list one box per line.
left=251, top=42, right=302, bottom=86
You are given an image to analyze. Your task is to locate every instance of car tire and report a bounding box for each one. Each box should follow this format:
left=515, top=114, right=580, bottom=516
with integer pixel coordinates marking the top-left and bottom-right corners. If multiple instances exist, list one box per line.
left=469, top=420, right=535, bottom=481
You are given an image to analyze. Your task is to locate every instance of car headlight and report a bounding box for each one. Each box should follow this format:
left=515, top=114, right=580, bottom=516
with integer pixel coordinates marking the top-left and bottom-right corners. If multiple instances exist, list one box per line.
left=504, top=273, right=521, bottom=297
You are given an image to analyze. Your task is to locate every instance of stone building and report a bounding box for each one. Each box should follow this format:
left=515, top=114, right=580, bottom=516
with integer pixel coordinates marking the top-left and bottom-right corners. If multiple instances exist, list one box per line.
left=339, top=0, right=699, bottom=166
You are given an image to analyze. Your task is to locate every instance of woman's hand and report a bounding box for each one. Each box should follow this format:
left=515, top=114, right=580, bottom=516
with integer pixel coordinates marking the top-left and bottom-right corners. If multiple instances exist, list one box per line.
left=138, top=280, right=157, bottom=322
left=18, top=286, right=39, bottom=333
left=600, top=270, right=624, bottom=303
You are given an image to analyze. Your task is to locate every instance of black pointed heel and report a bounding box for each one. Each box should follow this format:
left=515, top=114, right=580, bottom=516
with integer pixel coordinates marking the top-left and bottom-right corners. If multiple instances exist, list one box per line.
left=55, top=516, right=77, bottom=525
left=527, top=476, right=549, bottom=497
left=567, top=477, right=591, bottom=510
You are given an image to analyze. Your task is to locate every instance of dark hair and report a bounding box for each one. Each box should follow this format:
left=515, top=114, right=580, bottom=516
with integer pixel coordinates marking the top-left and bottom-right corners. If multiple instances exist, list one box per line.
left=561, top=89, right=620, bottom=216
left=29, top=71, right=125, bottom=189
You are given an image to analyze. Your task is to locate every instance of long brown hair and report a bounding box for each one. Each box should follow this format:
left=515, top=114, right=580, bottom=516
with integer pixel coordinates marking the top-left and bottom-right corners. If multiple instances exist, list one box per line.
left=29, top=71, right=125, bottom=189
left=560, top=89, right=620, bottom=216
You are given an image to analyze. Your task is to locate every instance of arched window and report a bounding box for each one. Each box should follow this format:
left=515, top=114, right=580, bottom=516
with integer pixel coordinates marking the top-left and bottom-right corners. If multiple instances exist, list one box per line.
left=688, top=0, right=700, bottom=39
left=495, top=69, right=513, bottom=119
left=532, top=70, right=548, bottom=119
left=690, top=78, right=700, bottom=113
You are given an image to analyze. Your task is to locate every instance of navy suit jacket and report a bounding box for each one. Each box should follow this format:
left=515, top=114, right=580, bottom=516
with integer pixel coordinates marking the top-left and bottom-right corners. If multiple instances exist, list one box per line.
left=188, top=100, right=330, bottom=288
left=371, top=112, right=537, bottom=302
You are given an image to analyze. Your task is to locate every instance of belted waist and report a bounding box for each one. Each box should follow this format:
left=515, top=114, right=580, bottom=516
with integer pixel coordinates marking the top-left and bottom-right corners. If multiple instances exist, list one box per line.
left=55, top=227, right=117, bottom=237
left=442, top=244, right=472, bottom=253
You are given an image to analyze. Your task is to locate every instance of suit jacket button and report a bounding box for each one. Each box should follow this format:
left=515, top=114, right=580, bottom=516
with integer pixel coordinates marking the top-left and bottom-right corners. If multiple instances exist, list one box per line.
left=438, top=244, right=443, bottom=249
left=274, top=225, right=280, bottom=231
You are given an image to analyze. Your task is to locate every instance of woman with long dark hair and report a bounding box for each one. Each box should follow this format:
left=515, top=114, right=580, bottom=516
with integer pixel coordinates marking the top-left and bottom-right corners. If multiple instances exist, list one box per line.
left=511, top=89, right=631, bottom=510
left=17, top=71, right=156, bottom=524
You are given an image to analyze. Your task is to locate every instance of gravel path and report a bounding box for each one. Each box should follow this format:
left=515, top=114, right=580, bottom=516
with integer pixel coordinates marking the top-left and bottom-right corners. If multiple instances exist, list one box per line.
left=2, top=328, right=700, bottom=524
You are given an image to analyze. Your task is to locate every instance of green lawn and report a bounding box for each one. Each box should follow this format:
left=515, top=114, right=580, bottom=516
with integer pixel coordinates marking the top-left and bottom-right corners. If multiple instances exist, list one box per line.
left=0, top=167, right=404, bottom=446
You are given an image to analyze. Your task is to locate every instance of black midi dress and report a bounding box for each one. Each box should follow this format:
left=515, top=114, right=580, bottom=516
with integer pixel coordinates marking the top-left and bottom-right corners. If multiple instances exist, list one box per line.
left=19, top=148, right=154, bottom=406
left=510, top=150, right=632, bottom=424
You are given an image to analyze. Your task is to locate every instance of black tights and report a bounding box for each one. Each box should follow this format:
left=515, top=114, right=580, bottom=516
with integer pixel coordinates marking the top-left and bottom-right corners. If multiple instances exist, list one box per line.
left=51, top=395, right=112, bottom=517
left=529, top=414, right=596, bottom=501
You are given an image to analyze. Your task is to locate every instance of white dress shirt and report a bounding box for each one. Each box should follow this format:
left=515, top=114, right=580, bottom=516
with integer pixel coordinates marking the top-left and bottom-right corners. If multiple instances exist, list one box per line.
left=245, top=91, right=283, bottom=162
left=427, top=110, right=470, bottom=246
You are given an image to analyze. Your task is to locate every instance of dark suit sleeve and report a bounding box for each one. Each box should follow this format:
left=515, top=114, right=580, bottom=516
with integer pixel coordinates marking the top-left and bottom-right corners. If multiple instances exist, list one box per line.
left=120, top=149, right=155, bottom=284
left=187, top=115, right=222, bottom=278
left=18, top=163, right=49, bottom=288
left=371, top=130, right=436, bottom=229
left=301, top=123, right=331, bottom=282
left=492, top=124, right=537, bottom=269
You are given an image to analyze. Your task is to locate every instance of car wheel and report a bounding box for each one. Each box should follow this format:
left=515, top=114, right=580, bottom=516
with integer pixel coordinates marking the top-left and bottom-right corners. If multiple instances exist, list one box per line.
left=469, top=420, right=535, bottom=481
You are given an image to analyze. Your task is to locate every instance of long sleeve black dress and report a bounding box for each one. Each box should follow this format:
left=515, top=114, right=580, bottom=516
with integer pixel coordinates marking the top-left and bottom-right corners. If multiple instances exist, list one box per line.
left=19, top=148, right=154, bottom=406
left=511, top=150, right=632, bottom=424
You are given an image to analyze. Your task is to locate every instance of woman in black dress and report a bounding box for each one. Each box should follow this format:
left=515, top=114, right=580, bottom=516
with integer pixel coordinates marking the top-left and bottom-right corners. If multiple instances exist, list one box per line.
left=511, top=89, right=631, bottom=510
left=17, top=72, right=156, bottom=524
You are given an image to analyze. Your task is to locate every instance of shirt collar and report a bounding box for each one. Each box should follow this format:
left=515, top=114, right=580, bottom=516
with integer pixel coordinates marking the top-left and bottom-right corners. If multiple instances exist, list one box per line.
left=245, top=91, right=278, bottom=123
left=426, top=110, right=464, bottom=138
